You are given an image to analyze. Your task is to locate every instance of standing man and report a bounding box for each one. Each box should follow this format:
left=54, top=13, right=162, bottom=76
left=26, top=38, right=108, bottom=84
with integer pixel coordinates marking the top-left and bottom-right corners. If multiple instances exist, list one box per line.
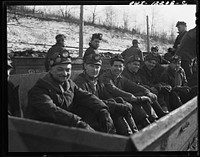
left=121, top=39, right=144, bottom=62
left=175, top=27, right=197, bottom=84
left=74, top=53, right=138, bottom=135
left=173, top=21, right=187, bottom=52
left=25, top=48, right=115, bottom=133
left=83, top=33, right=103, bottom=61
left=45, top=34, right=66, bottom=72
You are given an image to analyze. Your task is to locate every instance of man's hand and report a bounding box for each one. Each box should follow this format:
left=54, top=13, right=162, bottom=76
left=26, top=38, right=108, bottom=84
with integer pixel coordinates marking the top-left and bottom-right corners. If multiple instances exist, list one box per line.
left=76, top=120, right=95, bottom=132
left=136, top=96, right=152, bottom=104
left=150, top=87, right=158, bottom=94
left=146, top=92, right=157, bottom=102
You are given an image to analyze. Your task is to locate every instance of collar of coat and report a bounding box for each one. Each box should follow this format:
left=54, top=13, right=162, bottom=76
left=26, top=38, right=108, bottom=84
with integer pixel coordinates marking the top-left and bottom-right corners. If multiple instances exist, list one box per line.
left=39, top=73, right=72, bottom=94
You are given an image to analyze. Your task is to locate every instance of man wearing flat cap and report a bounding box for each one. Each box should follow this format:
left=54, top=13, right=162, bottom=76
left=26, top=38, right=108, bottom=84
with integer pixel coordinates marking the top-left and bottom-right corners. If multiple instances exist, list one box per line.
left=83, top=33, right=103, bottom=61
left=45, top=34, right=66, bottom=71
left=74, top=53, right=139, bottom=135
left=25, top=48, right=115, bottom=133
left=121, top=39, right=144, bottom=62
left=173, top=21, right=187, bottom=52
left=160, top=55, right=197, bottom=111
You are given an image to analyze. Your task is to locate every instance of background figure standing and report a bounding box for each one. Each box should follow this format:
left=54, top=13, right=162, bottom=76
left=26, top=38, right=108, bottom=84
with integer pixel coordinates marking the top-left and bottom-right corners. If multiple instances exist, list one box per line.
left=45, top=34, right=66, bottom=71
left=175, top=27, right=197, bottom=84
left=83, top=33, right=103, bottom=61
left=121, top=39, right=144, bottom=62
left=173, top=21, right=187, bottom=52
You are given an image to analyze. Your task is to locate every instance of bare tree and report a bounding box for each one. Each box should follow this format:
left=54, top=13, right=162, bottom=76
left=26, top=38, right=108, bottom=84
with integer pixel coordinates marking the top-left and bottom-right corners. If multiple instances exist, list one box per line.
left=104, top=6, right=116, bottom=28
left=122, top=10, right=129, bottom=30
left=91, top=5, right=97, bottom=24
left=149, top=6, right=161, bottom=37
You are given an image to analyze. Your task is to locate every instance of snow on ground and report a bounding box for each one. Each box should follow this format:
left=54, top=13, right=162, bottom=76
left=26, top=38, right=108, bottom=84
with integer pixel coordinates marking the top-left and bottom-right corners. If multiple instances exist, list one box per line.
left=7, top=13, right=173, bottom=57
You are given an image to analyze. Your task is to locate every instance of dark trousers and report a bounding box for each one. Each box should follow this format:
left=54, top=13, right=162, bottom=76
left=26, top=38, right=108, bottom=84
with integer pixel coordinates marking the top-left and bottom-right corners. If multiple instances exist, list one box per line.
left=178, top=86, right=198, bottom=104
left=169, top=91, right=182, bottom=111
left=181, top=60, right=193, bottom=81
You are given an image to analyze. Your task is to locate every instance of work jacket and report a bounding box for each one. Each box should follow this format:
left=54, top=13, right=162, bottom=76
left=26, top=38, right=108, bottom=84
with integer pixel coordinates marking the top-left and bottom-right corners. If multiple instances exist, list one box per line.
left=44, top=43, right=64, bottom=71
left=160, top=66, right=188, bottom=88
left=26, top=73, right=108, bottom=127
left=99, top=69, right=150, bottom=103
left=8, top=81, right=23, bottom=117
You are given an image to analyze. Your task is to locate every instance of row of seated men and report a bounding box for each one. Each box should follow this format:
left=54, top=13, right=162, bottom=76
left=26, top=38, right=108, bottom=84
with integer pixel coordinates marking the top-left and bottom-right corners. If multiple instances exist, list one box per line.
left=7, top=47, right=197, bottom=136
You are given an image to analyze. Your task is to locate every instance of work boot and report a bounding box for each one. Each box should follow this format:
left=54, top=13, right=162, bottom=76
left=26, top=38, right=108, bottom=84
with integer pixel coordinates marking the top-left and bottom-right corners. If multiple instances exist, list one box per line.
left=137, top=118, right=151, bottom=130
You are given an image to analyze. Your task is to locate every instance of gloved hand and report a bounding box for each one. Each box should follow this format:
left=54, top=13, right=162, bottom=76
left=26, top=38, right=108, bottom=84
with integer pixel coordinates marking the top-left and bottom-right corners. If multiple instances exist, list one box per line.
left=98, top=109, right=116, bottom=133
left=173, top=86, right=191, bottom=93
left=136, top=96, right=152, bottom=104
left=146, top=93, right=157, bottom=102
left=115, top=102, right=133, bottom=116
left=76, top=120, right=95, bottom=132
left=160, top=85, right=172, bottom=93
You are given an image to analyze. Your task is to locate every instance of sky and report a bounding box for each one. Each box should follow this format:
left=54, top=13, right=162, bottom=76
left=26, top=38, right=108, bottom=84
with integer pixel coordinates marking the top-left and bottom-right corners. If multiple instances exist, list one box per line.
left=95, top=5, right=196, bottom=35
left=25, top=4, right=196, bottom=36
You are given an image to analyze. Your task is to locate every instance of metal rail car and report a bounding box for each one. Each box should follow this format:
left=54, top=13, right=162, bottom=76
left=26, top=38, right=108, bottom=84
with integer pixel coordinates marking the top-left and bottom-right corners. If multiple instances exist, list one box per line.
left=8, top=69, right=198, bottom=152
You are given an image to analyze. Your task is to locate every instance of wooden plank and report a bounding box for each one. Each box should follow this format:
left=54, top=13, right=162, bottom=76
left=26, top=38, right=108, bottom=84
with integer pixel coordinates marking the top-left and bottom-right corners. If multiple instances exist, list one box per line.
left=8, top=116, right=133, bottom=152
left=130, top=97, right=198, bottom=151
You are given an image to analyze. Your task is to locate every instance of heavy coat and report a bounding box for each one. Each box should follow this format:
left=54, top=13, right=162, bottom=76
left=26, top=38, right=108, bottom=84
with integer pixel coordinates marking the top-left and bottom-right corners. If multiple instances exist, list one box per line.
left=44, top=43, right=64, bottom=71
left=173, top=30, right=187, bottom=51
left=176, top=28, right=196, bottom=62
left=8, top=81, right=23, bottom=117
left=99, top=70, right=151, bottom=103
left=74, top=72, right=139, bottom=134
left=25, top=73, right=109, bottom=128
left=83, top=43, right=99, bottom=61
left=98, top=70, right=159, bottom=124
left=121, top=46, right=144, bottom=62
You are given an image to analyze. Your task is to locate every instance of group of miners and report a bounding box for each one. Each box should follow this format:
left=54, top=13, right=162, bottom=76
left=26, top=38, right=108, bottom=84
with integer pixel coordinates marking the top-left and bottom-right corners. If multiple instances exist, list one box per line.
left=8, top=21, right=197, bottom=136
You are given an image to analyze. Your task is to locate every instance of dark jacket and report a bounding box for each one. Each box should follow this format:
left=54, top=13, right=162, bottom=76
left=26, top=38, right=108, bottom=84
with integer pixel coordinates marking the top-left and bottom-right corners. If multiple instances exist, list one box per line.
left=176, top=27, right=196, bottom=63
left=25, top=73, right=108, bottom=127
left=83, top=43, right=99, bottom=61
left=99, top=70, right=151, bottom=102
left=173, top=30, right=187, bottom=51
left=74, top=72, right=111, bottom=100
left=138, top=64, right=161, bottom=89
left=74, top=72, right=126, bottom=113
left=8, top=81, right=23, bottom=117
left=121, top=46, right=144, bottom=62
left=160, top=66, right=188, bottom=88
left=122, top=68, right=151, bottom=90
left=45, top=43, right=64, bottom=71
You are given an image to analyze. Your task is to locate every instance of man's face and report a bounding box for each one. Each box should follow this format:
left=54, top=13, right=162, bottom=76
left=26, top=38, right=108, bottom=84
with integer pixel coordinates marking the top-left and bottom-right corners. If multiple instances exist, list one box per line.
left=84, top=63, right=101, bottom=78
left=144, top=60, right=157, bottom=70
left=50, top=63, right=72, bottom=83
left=177, top=25, right=186, bottom=33
left=58, top=37, right=65, bottom=46
left=111, top=61, right=124, bottom=77
left=91, top=39, right=100, bottom=49
left=127, top=61, right=140, bottom=73
left=170, top=61, right=181, bottom=71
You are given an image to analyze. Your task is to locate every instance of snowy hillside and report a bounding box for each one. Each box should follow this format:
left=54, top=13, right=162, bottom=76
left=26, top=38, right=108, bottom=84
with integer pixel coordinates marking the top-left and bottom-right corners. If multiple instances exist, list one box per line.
left=7, top=13, right=173, bottom=57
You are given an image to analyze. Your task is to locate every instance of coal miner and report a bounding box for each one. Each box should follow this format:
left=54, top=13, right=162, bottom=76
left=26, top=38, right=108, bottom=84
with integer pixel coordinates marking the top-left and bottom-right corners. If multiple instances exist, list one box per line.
left=26, top=48, right=115, bottom=133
